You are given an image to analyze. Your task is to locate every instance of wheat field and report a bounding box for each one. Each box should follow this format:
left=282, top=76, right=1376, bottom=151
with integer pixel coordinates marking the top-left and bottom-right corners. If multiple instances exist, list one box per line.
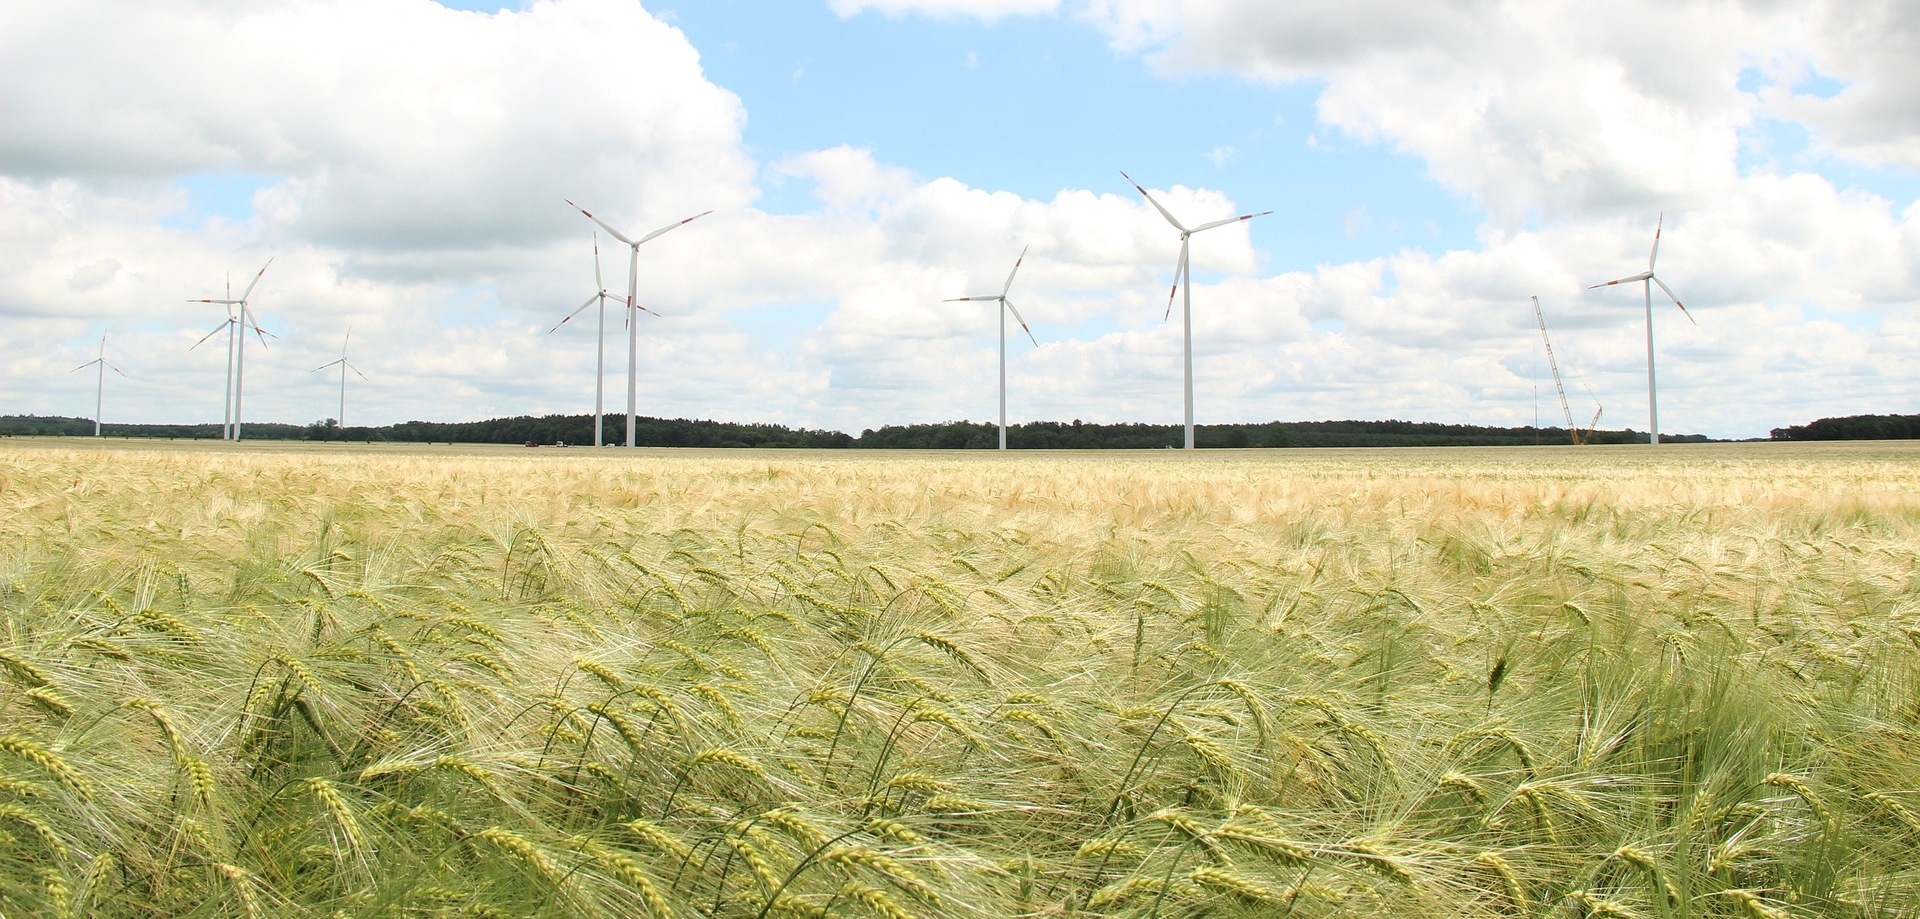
left=2, top=438, right=1917, bottom=918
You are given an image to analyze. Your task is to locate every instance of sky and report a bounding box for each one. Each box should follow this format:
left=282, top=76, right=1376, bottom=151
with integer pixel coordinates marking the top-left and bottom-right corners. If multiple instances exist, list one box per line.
left=3, top=0, right=1917, bottom=440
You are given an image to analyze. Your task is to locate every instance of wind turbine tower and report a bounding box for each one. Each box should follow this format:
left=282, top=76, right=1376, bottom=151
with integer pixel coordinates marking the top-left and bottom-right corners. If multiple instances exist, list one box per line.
left=1588, top=214, right=1694, bottom=445
left=547, top=232, right=623, bottom=447
left=944, top=245, right=1039, bottom=450
left=566, top=201, right=710, bottom=447
left=71, top=331, right=126, bottom=436
left=189, top=258, right=274, bottom=440
left=191, top=280, right=238, bottom=438
left=1122, top=172, right=1270, bottom=450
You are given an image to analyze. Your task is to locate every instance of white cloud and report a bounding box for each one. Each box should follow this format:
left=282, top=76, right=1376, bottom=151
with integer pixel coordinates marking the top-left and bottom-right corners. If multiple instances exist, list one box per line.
left=1094, top=0, right=1780, bottom=221
left=1069, top=0, right=1920, bottom=226
left=4, top=0, right=1917, bottom=440
left=7, top=152, right=1918, bottom=437
left=1772, top=0, right=1920, bottom=170
left=0, top=0, right=754, bottom=257
left=829, top=0, right=1062, bottom=22
left=772, top=146, right=920, bottom=211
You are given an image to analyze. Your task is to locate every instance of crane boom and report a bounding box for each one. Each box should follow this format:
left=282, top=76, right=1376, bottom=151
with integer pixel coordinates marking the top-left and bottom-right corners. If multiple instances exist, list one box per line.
left=1532, top=296, right=1580, bottom=445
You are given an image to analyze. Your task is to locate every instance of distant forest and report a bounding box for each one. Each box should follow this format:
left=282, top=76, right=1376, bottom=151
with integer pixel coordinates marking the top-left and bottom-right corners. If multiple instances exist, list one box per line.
left=0, top=413, right=1717, bottom=448
left=1768, top=414, right=1920, bottom=441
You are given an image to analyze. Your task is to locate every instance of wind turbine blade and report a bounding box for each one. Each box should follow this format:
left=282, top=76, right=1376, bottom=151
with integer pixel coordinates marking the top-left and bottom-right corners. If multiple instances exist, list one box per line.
left=311, top=359, right=344, bottom=373
left=189, top=298, right=243, bottom=305
left=1192, top=210, right=1273, bottom=233
left=943, top=295, right=994, bottom=302
left=1004, top=298, right=1038, bottom=346
left=566, top=200, right=636, bottom=246
left=1588, top=271, right=1652, bottom=289
left=549, top=294, right=600, bottom=333
left=616, top=301, right=661, bottom=324
left=70, top=360, right=95, bottom=373
left=348, top=362, right=369, bottom=381
left=239, top=257, right=274, bottom=300
left=1163, top=238, right=1188, bottom=321
left=107, top=362, right=127, bottom=377
left=1000, top=245, right=1028, bottom=297
left=1120, top=171, right=1188, bottom=232
left=636, top=210, right=713, bottom=246
left=1652, top=276, right=1695, bottom=325
left=243, top=308, right=272, bottom=348
left=1649, top=212, right=1663, bottom=270
left=593, top=231, right=604, bottom=290
left=190, top=320, right=229, bottom=350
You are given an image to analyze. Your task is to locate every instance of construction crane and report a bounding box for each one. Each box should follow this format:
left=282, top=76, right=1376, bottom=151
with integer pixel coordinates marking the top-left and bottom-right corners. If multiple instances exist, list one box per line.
left=1532, top=296, right=1599, bottom=445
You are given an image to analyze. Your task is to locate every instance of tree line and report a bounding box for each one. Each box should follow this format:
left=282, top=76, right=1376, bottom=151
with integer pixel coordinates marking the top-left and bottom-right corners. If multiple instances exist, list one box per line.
left=3, top=413, right=1700, bottom=448
left=1769, top=414, right=1920, bottom=441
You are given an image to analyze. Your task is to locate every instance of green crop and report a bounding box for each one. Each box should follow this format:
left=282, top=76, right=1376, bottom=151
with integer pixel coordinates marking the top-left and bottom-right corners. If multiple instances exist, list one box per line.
left=1, top=439, right=1916, bottom=917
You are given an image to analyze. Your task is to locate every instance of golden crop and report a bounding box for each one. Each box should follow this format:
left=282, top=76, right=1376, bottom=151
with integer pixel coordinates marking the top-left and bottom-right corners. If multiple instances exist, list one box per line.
left=2, top=438, right=1916, bottom=917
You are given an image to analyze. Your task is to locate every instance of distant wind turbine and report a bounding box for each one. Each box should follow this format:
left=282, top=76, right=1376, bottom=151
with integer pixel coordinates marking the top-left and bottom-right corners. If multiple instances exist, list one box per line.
left=310, top=328, right=368, bottom=430
left=70, top=331, right=126, bottom=437
left=189, top=258, right=274, bottom=440
left=1588, top=213, right=1694, bottom=445
left=546, top=232, right=631, bottom=447
left=1122, top=172, right=1270, bottom=450
left=566, top=201, right=710, bottom=447
left=945, top=246, right=1038, bottom=450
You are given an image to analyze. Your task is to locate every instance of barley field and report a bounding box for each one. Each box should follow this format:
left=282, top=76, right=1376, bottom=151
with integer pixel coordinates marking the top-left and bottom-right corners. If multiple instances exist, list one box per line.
left=2, top=438, right=1917, bottom=918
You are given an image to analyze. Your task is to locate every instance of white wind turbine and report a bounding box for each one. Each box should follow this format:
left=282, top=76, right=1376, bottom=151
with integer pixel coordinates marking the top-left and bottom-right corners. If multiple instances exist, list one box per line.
left=71, top=331, right=126, bottom=437
left=546, top=232, right=632, bottom=447
left=1588, top=213, right=1694, bottom=445
left=189, top=258, right=274, bottom=440
left=1122, top=172, right=1271, bottom=450
left=310, top=328, right=368, bottom=431
left=565, top=201, right=710, bottom=447
left=944, top=245, right=1039, bottom=450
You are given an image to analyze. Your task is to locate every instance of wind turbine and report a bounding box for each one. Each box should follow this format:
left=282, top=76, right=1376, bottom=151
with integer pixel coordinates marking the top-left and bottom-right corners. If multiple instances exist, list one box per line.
left=1121, top=172, right=1271, bottom=450
left=1588, top=213, right=1694, bottom=445
left=189, top=281, right=238, bottom=439
left=310, top=327, right=367, bottom=431
left=944, top=245, right=1038, bottom=450
left=565, top=200, right=710, bottom=447
left=547, top=232, right=630, bottom=447
left=189, top=258, right=274, bottom=440
left=70, top=331, right=126, bottom=437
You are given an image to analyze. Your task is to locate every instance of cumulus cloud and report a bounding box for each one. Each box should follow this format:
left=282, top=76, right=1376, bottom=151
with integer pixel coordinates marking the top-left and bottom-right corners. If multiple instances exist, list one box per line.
left=1078, top=0, right=1777, bottom=221
left=0, top=0, right=754, bottom=257
left=1773, top=0, right=1920, bottom=170
left=7, top=153, right=1918, bottom=437
left=3, top=0, right=1917, bottom=440
left=829, top=0, right=1061, bottom=21
left=1074, top=1, right=1920, bottom=225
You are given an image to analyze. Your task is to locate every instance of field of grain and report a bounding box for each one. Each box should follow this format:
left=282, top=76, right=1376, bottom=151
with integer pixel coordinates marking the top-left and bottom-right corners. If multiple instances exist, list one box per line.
left=3, top=439, right=1917, bottom=918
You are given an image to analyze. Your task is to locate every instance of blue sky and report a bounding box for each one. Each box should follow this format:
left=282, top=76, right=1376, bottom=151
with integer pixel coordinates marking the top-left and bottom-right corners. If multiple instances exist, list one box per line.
left=3, top=0, right=1917, bottom=440
left=662, top=2, right=1475, bottom=266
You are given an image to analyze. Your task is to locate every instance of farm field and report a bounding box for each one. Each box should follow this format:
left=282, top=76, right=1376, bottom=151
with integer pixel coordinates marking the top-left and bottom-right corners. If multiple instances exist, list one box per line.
left=2, top=439, right=1918, bottom=918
